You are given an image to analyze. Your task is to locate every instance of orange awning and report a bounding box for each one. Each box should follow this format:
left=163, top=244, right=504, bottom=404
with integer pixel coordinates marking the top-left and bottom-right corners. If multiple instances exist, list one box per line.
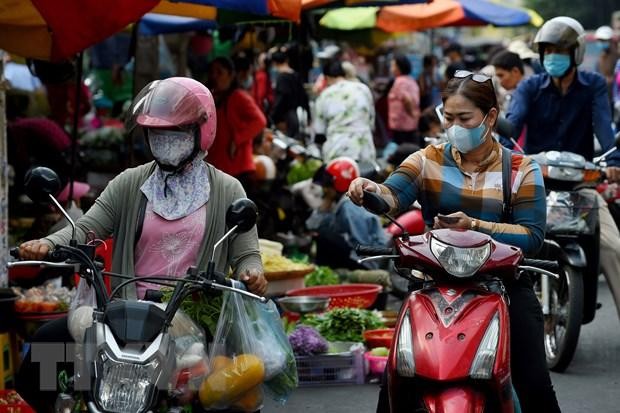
left=376, top=0, right=464, bottom=32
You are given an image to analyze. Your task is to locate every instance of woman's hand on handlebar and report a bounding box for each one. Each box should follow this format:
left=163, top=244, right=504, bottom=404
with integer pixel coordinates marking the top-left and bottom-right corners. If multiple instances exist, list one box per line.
left=17, top=239, right=51, bottom=260
left=606, top=167, right=620, bottom=183
left=241, top=268, right=267, bottom=296
left=347, top=177, right=380, bottom=206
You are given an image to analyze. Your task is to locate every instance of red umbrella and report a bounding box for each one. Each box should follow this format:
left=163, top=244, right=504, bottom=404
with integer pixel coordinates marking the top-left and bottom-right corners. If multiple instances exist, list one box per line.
left=0, top=0, right=159, bottom=60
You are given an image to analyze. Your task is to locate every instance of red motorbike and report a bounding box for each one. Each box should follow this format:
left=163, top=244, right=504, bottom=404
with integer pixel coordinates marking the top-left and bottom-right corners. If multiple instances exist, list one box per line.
left=357, top=191, right=558, bottom=412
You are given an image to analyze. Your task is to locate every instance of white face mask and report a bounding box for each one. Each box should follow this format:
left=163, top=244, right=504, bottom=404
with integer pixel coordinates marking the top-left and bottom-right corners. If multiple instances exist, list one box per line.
left=148, top=129, right=196, bottom=169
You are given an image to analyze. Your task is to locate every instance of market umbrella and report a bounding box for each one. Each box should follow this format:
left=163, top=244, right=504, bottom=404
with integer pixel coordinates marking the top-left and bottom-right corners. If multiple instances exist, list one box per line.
left=376, top=0, right=539, bottom=32
left=303, top=0, right=430, bottom=9
left=0, top=0, right=160, bottom=61
left=170, top=0, right=302, bottom=22
left=139, top=13, right=216, bottom=35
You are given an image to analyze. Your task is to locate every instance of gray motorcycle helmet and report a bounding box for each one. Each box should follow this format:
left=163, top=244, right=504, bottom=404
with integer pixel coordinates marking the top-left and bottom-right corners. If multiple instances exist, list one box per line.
left=533, top=16, right=586, bottom=66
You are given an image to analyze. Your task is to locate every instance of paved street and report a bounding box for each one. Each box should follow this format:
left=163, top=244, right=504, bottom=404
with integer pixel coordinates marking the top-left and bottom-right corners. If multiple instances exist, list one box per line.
left=265, top=278, right=620, bottom=412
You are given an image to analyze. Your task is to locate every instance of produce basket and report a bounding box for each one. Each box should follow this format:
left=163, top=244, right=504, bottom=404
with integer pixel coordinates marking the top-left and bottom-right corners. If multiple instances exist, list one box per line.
left=295, top=345, right=365, bottom=386
left=286, top=284, right=382, bottom=310
left=264, top=267, right=315, bottom=296
left=264, top=266, right=315, bottom=281
left=363, top=329, right=395, bottom=349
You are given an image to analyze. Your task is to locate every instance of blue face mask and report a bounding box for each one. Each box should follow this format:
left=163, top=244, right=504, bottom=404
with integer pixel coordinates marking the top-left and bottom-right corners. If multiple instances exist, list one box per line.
left=597, top=41, right=610, bottom=52
left=446, top=114, right=489, bottom=153
left=543, top=53, right=571, bottom=78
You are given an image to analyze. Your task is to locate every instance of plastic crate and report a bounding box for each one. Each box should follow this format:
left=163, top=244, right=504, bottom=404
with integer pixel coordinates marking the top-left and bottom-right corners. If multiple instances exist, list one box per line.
left=295, top=346, right=365, bottom=386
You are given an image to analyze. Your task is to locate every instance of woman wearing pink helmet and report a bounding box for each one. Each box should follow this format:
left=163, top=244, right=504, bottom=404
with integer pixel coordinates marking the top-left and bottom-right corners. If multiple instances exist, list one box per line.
left=19, top=76, right=265, bottom=296
left=16, top=78, right=266, bottom=411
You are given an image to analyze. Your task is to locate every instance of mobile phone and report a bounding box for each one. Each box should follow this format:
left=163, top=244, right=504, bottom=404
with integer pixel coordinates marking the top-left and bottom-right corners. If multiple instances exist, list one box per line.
left=437, top=214, right=460, bottom=224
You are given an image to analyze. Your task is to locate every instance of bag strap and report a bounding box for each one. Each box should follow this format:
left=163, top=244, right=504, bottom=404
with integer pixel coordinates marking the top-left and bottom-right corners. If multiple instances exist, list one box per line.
left=501, top=146, right=513, bottom=223
left=134, top=194, right=147, bottom=248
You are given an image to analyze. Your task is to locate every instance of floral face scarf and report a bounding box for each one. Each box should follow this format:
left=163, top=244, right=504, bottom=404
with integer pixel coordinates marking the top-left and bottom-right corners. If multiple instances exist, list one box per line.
left=141, top=130, right=210, bottom=220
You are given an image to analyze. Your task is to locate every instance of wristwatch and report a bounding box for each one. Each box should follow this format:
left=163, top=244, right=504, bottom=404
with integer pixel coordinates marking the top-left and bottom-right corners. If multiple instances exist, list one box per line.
left=470, top=218, right=479, bottom=231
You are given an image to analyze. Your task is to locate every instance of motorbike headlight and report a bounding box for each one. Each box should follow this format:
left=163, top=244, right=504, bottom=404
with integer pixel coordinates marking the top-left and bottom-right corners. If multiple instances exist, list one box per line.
left=396, top=310, right=415, bottom=377
left=96, top=351, right=160, bottom=413
left=469, top=312, right=500, bottom=380
left=430, top=237, right=491, bottom=278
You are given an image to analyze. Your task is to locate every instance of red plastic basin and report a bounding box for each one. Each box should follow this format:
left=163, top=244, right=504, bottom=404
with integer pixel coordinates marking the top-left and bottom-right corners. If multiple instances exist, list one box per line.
left=286, top=284, right=382, bottom=309
left=363, top=328, right=395, bottom=349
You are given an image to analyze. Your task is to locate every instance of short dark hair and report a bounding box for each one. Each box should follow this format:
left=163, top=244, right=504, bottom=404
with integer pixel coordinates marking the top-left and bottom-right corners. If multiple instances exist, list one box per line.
left=442, top=74, right=498, bottom=117
left=443, top=43, right=462, bottom=56
left=233, top=53, right=252, bottom=72
left=209, top=56, right=235, bottom=73
left=418, top=106, right=441, bottom=135
left=323, top=60, right=345, bottom=78
left=423, top=54, right=437, bottom=68
left=271, top=50, right=288, bottom=64
left=393, top=54, right=411, bottom=75
left=491, top=51, right=524, bottom=74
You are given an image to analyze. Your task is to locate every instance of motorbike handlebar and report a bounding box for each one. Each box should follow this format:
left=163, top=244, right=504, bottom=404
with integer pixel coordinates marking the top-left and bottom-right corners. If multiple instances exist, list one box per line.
left=356, top=245, right=393, bottom=256
left=522, top=258, right=560, bottom=273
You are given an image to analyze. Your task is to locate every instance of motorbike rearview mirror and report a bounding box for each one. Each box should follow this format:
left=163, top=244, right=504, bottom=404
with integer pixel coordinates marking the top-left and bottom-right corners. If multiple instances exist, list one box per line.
left=362, top=189, right=409, bottom=239
left=209, top=198, right=259, bottom=274
left=24, top=166, right=77, bottom=241
left=362, top=190, right=390, bottom=215
left=226, top=198, right=258, bottom=233
left=24, top=166, right=62, bottom=204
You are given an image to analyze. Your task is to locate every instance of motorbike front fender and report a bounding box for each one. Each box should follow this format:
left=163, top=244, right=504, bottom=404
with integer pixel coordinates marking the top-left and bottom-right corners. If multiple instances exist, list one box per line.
left=421, top=386, right=489, bottom=413
left=560, top=243, right=587, bottom=268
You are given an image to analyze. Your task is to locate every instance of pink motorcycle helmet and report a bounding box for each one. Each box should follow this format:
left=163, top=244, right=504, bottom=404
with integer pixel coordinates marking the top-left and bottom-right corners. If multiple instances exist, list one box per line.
left=131, top=77, right=217, bottom=152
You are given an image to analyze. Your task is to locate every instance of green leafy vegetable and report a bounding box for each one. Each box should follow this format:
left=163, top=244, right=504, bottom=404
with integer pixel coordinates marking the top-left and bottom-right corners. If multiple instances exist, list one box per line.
left=304, top=266, right=339, bottom=287
left=301, top=308, right=385, bottom=342
left=161, top=289, right=223, bottom=335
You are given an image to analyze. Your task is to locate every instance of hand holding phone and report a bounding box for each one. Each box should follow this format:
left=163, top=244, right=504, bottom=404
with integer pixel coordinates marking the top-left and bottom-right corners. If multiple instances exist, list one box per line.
left=436, top=214, right=461, bottom=224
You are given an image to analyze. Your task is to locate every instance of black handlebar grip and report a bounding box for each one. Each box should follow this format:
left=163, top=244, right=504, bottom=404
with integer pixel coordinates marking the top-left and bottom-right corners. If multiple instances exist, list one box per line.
left=9, top=247, right=20, bottom=259
left=356, top=245, right=393, bottom=256
left=523, top=259, right=560, bottom=272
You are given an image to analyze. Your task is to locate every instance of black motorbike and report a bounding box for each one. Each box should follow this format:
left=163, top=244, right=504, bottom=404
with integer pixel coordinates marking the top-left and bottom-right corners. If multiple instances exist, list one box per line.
left=531, top=150, right=610, bottom=372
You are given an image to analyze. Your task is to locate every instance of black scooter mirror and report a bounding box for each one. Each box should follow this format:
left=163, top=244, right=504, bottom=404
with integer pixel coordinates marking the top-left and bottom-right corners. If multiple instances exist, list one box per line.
left=362, top=189, right=390, bottom=215
left=226, top=198, right=258, bottom=233
left=24, top=166, right=62, bottom=204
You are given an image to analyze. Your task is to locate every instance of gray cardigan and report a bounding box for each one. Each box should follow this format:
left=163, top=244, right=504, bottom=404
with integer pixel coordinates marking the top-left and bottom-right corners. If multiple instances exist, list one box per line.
left=44, top=162, right=262, bottom=298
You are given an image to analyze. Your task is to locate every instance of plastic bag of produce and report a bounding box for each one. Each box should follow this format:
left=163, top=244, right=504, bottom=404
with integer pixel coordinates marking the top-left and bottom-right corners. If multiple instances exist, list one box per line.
left=204, top=290, right=266, bottom=411
left=204, top=284, right=297, bottom=410
left=165, top=307, right=210, bottom=404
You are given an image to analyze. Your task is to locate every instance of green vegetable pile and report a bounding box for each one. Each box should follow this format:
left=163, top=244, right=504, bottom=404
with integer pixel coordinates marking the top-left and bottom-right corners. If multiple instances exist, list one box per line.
left=302, top=308, right=385, bottom=342
left=161, top=289, right=223, bottom=335
left=286, top=158, right=323, bottom=185
left=304, top=266, right=340, bottom=287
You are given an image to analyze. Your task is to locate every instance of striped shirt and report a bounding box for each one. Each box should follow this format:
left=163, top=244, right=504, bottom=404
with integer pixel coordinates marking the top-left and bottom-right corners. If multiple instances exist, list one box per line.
left=382, top=141, right=546, bottom=254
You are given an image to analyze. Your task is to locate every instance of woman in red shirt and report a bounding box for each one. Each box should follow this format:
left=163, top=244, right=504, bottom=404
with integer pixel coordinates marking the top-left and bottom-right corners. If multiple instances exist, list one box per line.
left=206, top=57, right=267, bottom=189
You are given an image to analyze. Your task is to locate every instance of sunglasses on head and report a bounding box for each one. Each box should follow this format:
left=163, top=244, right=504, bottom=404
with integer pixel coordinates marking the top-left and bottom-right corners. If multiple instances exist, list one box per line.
left=454, top=70, right=491, bottom=83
